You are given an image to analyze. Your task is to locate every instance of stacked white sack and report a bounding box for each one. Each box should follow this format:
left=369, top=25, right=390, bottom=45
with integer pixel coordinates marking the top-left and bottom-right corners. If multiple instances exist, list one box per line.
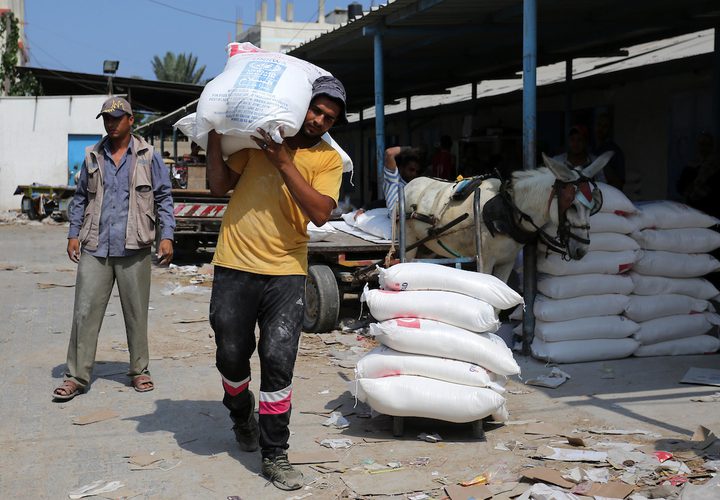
left=356, top=263, right=523, bottom=424
left=531, top=182, right=641, bottom=363
left=627, top=201, right=720, bottom=357
left=174, top=42, right=353, bottom=174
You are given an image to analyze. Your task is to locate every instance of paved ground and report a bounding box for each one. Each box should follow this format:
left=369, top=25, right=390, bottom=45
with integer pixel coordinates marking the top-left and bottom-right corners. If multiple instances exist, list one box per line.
left=1, top=221, right=719, bottom=500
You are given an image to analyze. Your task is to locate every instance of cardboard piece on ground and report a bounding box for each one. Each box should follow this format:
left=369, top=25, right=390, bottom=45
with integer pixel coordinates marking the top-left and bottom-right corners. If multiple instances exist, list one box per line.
left=341, top=470, right=438, bottom=496
left=72, top=409, right=119, bottom=425
left=444, top=484, right=493, bottom=500
left=522, top=467, right=575, bottom=489
left=524, top=422, right=565, bottom=436
left=681, top=367, right=720, bottom=387
left=585, top=481, right=635, bottom=499
left=37, top=282, right=74, bottom=289
left=692, top=425, right=718, bottom=449
left=288, top=450, right=339, bottom=464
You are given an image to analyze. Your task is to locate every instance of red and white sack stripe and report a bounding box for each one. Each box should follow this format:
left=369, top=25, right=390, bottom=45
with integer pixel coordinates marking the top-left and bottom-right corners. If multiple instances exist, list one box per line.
left=174, top=203, right=226, bottom=218
left=259, top=385, right=292, bottom=415
left=222, top=375, right=250, bottom=396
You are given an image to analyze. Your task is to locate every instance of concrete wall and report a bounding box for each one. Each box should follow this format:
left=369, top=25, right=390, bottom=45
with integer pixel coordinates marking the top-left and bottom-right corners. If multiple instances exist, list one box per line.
left=0, top=95, right=106, bottom=210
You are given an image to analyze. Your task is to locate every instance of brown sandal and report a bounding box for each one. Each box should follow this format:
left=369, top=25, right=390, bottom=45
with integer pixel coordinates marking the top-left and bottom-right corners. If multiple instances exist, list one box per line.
left=53, top=380, right=82, bottom=401
left=132, top=375, right=154, bottom=393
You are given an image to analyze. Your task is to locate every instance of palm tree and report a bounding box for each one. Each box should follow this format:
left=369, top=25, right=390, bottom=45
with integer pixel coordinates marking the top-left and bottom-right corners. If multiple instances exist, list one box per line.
left=151, top=52, right=206, bottom=84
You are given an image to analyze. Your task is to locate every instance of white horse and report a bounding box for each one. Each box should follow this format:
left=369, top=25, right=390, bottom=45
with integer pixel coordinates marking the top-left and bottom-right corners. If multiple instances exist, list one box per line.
left=403, top=152, right=613, bottom=282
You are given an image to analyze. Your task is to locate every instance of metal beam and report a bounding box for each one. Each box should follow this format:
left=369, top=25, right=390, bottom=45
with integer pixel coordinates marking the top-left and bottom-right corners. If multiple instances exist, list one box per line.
left=384, top=0, right=445, bottom=25
left=522, top=0, right=537, bottom=356
left=373, top=30, right=386, bottom=197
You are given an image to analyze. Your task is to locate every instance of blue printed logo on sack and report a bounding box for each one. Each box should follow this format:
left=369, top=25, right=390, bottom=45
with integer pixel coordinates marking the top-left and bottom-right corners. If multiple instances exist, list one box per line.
left=234, top=61, right=286, bottom=92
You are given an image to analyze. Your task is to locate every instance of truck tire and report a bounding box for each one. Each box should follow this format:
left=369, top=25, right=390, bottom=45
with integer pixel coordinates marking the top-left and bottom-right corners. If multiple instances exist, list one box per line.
left=303, top=264, right=340, bottom=333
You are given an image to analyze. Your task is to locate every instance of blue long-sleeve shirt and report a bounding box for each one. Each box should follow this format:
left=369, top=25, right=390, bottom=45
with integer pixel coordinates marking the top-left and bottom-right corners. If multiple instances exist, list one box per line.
left=68, top=141, right=175, bottom=257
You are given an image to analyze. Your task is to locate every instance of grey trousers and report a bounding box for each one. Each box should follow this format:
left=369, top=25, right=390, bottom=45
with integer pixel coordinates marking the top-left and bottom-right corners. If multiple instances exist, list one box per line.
left=65, top=249, right=151, bottom=388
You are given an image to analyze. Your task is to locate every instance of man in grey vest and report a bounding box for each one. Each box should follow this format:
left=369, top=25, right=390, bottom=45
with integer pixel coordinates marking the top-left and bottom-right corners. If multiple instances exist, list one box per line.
left=53, top=97, right=175, bottom=401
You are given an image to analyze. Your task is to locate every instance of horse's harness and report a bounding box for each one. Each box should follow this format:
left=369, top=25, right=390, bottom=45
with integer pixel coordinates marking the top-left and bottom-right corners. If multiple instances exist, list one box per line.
left=408, top=172, right=602, bottom=259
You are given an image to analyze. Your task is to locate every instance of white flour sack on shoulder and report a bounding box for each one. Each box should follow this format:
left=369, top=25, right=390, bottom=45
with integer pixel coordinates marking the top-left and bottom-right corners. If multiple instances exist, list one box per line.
left=624, top=294, right=710, bottom=323
left=531, top=338, right=639, bottom=363
left=180, top=42, right=330, bottom=153
left=632, top=201, right=720, bottom=230
left=631, top=228, right=720, bottom=254
left=533, top=316, right=639, bottom=342
left=633, top=312, right=720, bottom=345
left=596, top=182, right=638, bottom=215
left=633, top=250, right=720, bottom=278
left=378, top=262, right=523, bottom=310
left=355, top=375, right=506, bottom=423
left=361, top=288, right=499, bottom=333
left=534, top=294, right=630, bottom=322
left=589, top=212, right=639, bottom=234
left=538, top=273, right=635, bottom=299
left=630, top=273, right=720, bottom=299
left=355, top=346, right=506, bottom=393
left=537, top=250, right=637, bottom=276
left=634, top=335, right=720, bottom=357
left=368, top=319, right=520, bottom=376
left=588, top=232, right=640, bottom=252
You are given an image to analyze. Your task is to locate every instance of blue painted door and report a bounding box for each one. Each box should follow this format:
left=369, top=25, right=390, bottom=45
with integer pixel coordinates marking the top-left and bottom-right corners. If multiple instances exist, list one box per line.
left=67, top=134, right=102, bottom=185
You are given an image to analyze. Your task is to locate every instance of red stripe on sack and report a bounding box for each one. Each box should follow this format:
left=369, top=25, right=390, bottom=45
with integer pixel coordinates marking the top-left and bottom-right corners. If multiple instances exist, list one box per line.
left=614, top=210, right=631, bottom=216
left=187, top=204, right=201, bottom=216
left=259, top=392, right=292, bottom=415
left=618, top=263, right=633, bottom=273
left=222, top=380, right=249, bottom=396
left=396, top=318, right=421, bottom=329
left=173, top=204, right=186, bottom=215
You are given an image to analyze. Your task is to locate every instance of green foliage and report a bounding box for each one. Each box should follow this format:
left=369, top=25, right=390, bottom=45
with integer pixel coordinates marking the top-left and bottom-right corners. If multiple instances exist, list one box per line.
left=151, top=52, right=206, bottom=84
left=0, top=12, right=41, bottom=96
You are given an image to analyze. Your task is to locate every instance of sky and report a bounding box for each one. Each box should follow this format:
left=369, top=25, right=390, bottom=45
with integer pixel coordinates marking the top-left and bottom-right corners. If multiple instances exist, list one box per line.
left=23, top=0, right=375, bottom=81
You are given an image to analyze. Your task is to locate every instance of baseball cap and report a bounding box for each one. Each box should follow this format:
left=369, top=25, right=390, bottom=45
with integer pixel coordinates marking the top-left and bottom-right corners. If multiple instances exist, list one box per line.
left=96, top=97, right=133, bottom=119
left=311, top=76, right=347, bottom=124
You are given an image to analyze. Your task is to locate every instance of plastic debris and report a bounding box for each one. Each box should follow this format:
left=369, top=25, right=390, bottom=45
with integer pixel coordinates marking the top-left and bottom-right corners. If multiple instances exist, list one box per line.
left=525, top=368, right=571, bottom=389
left=654, top=451, right=673, bottom=463
left=537, top=446, right=607, bottom=462
left=417, top=433, right=442, bottom=443
left=68, top=480, right=124, bottom=499
left=319, top=438, right=353, bottom=449
left=460, top=474, right=488, bottom=486
left=322, top=411, right=349, bottom=429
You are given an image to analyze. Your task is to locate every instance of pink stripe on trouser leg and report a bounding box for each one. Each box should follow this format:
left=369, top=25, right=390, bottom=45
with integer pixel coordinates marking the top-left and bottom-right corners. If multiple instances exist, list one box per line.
left=222, top=375, right=250, bottom=396
left=259, top=386, right=292, bottom=415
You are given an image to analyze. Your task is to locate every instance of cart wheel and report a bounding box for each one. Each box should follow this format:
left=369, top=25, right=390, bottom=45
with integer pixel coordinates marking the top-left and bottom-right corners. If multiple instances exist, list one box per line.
left=472, top=419, right=486, bottom=440
left=303, top=264, right=340, bottom=333
left=392, top=416, right=404, bottom=437
left=21, top=196, right=38, bottom=220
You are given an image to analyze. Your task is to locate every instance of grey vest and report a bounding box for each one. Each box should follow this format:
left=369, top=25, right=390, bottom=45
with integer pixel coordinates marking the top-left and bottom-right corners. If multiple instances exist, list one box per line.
left=79, top=135, right=156, bottom=251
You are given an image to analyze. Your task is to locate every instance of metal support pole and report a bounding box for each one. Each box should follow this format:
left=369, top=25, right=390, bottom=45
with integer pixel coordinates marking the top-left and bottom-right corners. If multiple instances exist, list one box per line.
left=564, top=59, right=573, bottom=136
left=473, top=188, right=483, bottom=272
left=522, top=0, right=538, bottom=356
left=398, top=183, right=406, bottom=263
left=359, top=109, right=368, bottom=205
left=159, top=129, right=165, bottom=156
left=172, top=127, right=178, bottom=162
left=373, top=30, right=386, bottom=193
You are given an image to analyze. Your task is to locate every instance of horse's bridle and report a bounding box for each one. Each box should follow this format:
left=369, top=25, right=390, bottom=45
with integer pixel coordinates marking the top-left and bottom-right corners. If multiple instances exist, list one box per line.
left=501, top=175, right=602, bottom=259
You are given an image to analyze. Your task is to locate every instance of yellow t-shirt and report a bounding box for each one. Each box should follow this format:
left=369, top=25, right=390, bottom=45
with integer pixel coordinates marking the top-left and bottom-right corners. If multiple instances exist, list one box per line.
left=212, top=142, right=343, bottom=276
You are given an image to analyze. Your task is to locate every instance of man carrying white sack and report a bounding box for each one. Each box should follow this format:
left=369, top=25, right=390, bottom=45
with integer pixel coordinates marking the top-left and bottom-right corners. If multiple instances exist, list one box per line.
left=206, top=76, right=346, bottom=491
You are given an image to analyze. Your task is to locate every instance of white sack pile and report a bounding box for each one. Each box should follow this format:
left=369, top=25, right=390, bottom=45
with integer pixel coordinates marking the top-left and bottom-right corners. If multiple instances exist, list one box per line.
left=627, top=201, right=720, bottom=357
left=530, top=183, right=641, bottom=363
left=174, top=42, right=353, bottom=173
left=355, top=263, right=523, bottom=423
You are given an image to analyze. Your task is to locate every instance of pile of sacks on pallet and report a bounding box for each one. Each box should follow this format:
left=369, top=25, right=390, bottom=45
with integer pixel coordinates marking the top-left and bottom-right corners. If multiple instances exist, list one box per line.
left=527, top=182, right=644, bottom=363
left=627, top=201, right=720, bottom=356
left=524, top=183, right=720, bottom=363
left=354, top=263, right=523, bottom=424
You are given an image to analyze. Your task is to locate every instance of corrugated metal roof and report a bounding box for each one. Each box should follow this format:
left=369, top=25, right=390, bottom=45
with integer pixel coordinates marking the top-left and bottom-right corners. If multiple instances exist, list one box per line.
left=289, top=0, right=720, bottom=111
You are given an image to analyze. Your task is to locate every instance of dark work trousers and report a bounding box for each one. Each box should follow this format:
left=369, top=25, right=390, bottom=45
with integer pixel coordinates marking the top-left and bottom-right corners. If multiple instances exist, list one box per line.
left=210, top=266, right=305, bottom=459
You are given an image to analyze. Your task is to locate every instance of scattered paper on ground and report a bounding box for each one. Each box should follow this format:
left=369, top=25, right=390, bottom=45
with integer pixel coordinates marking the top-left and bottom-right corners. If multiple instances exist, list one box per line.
left=526, top=368, right=571, bottom=388
left=288, top=450, right=339, bottom=464
left=681, top=367, right=720, bottom=387
left=68, top=480, right=123, bottom=499
left=444, top=483, right=493, bottom=500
